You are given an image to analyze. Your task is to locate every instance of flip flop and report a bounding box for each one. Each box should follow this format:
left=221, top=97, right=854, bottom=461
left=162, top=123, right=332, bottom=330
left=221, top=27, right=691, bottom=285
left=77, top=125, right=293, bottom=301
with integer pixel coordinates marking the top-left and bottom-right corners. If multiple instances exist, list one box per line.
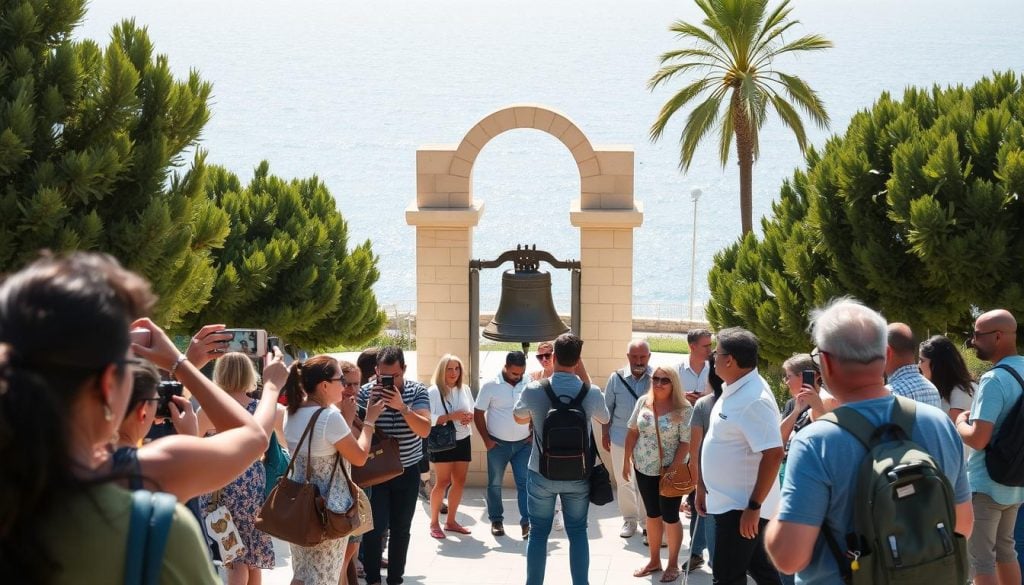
left=659, top=568, right=681, bottom=582
left=444, top=524, right=472, bottom=535
left=429, top=526, right=446, bottom=539
left=633, top=565, right=663, bottom=578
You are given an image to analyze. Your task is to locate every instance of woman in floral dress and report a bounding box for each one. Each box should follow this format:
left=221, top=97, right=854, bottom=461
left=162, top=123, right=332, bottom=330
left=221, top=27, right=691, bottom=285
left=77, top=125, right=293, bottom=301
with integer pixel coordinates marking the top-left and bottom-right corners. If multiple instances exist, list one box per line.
left=623, top=366, right=694, bottom=583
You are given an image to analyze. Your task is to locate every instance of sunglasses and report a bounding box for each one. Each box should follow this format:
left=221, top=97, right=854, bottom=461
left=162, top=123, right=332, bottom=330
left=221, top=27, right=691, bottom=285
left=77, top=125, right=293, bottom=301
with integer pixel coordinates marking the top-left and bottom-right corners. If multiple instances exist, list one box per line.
left=536, top=353, right=553, bottom=361
left=651, top=376, right=672, bottom=386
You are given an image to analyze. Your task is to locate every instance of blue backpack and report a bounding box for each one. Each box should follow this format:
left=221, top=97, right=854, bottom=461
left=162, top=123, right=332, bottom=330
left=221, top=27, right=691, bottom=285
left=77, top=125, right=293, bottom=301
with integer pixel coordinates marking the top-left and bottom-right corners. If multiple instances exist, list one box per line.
left=124, top=490, right=178, bottom=585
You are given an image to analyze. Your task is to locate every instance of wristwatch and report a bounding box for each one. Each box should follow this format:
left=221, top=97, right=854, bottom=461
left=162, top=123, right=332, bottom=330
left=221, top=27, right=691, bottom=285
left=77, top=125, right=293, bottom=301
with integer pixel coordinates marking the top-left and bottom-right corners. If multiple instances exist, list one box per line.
left=747, top=499, right=762, bottom=511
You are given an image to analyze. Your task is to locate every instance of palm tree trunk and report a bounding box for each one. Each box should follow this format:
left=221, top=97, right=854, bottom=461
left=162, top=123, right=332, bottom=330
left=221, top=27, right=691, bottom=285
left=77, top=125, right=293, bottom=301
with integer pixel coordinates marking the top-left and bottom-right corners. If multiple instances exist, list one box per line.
left=731, top=90, right=755, bottom=235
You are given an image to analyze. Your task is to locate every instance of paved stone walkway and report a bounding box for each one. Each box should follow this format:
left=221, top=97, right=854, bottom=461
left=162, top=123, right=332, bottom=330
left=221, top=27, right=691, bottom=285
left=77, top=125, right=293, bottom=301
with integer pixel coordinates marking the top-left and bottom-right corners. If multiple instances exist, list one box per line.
left=263, top=487, right=714, bottom=585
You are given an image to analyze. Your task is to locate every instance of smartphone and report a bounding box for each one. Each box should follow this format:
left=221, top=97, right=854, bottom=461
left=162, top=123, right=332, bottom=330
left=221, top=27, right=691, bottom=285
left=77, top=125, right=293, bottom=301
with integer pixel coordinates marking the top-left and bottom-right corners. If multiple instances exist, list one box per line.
left=129, top=327, right=151, bottom=348
left=267, top=336, right=281, bottom=354
left=222, top=329, right=268, bottom=358
left=156, top=381, right=184, bottom=419
left=379, top=374, right=395, bottom=389
left=802, top=370, right=816, bottom=386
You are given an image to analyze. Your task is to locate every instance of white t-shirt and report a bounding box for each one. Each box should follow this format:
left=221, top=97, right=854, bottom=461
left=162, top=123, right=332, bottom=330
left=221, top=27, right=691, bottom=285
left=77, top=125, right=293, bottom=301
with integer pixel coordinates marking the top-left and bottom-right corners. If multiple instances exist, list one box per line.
left=941, top=382, right=975, bottom=414
left=284, top=405, right=351, bottom=457
left=475, top=372, right=531, bottom=441
left=702, top=369, right=783, bottom=518
left=428, top=385, right=475, bottom=440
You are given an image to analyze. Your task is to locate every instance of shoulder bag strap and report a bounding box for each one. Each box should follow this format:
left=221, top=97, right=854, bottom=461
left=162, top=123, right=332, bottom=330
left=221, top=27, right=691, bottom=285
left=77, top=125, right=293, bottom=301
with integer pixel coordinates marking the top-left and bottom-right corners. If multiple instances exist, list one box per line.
left=283, top=407, right=327, bottom=481
left=994, top=363, right=1024, bottom=391
left=615, top=371, right=640, bottom=401
left=652, top=400, right=665, bottom=470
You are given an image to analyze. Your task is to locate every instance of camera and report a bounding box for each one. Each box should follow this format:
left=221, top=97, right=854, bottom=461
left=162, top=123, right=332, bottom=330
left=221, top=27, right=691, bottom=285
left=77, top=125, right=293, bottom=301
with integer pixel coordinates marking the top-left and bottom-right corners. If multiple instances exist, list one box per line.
left=222, top=329, right=268, bottom=358
left=802, top=370, right=816, bottom=387
left=156, top=381, right=184, bottom=419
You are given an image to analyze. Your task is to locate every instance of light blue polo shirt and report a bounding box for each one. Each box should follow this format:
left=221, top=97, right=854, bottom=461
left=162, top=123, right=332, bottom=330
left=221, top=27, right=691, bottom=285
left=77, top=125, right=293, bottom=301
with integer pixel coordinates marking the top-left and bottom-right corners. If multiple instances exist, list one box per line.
left=604, top=366, right=650, bottom=445
left=967, top=355, right=1024, bottom=504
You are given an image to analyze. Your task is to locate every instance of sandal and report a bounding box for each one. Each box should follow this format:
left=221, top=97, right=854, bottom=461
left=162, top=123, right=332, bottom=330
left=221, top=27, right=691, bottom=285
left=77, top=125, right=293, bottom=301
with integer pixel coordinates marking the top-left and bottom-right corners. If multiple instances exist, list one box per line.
left=659, top=567, right=681, bottom=582
left=429, top=526, right=446, bottom=539
left=633, top=564, right=662, bottom=578
left=444, top=523, right=472, bottom=535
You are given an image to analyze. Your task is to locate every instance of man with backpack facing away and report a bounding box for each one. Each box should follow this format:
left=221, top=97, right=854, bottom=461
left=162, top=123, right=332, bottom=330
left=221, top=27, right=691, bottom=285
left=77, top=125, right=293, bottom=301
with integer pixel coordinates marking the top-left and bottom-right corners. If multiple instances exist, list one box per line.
left=514, top=332, right=610, bottom=585
left=766, top=298, right=973, bottom=585
left=956, top=309, right=1024, bottom=585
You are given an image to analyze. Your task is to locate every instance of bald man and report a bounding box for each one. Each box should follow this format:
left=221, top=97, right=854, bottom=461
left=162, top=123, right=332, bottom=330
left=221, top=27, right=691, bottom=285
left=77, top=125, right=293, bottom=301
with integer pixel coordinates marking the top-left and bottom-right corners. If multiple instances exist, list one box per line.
left=885, top=322, right=941, bottom=408
left=957, top=309, right=1024, bottom=585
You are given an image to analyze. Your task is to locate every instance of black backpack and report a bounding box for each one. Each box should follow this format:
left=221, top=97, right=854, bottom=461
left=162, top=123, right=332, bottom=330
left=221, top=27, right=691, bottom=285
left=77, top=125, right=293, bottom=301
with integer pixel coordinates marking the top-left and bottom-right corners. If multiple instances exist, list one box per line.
left=819, top=396, right=967, bottom=585
left=984, top=364, right=1024, bottom=486
left=537, top=379, right=591, bottom=481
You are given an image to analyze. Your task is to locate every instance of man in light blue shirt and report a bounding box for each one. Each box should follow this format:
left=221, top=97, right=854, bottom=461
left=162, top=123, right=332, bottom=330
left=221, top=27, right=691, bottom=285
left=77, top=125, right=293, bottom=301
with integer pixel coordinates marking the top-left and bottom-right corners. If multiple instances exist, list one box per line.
left=514, top=333, right=609, bottom=585
left=957, top=309, right=1024, bottom=585
left=885, top=322, right=942, bottom=408
left=602, top=339, right=651, bottom=539
left=766, top=299, right=973, bottom=585
left=679, top=328, right=713, bottom=402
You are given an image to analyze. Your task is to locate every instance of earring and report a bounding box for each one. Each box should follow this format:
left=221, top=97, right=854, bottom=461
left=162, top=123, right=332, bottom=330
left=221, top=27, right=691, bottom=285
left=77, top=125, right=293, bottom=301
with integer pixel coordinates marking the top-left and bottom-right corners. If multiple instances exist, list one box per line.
left=103, top=403, right=114, bottom=422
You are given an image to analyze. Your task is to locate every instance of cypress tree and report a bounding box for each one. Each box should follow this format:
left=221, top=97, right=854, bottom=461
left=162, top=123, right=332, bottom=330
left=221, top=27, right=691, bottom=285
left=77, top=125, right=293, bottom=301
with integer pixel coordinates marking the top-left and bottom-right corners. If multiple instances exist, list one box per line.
left=0, top=1, right=228, bottom=328
left=709, top=71, right=1024, bottom=361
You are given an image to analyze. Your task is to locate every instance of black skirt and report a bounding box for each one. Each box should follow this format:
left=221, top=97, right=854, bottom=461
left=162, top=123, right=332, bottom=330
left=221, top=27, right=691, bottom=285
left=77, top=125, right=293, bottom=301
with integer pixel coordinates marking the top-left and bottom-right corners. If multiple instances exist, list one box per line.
left=429, top=435, right=472, bottom=463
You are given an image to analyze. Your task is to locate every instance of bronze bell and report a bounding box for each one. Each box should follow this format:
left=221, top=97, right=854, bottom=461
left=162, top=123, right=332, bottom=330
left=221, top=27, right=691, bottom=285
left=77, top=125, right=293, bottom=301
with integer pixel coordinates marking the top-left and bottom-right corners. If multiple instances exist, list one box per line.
left=483, top=269, right=569, bottom=343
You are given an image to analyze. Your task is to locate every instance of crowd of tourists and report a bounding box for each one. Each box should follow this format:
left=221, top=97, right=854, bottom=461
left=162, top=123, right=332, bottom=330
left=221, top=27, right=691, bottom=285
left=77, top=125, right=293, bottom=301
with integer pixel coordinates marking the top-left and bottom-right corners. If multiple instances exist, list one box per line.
left=3, top=251, right=1024, bottom=585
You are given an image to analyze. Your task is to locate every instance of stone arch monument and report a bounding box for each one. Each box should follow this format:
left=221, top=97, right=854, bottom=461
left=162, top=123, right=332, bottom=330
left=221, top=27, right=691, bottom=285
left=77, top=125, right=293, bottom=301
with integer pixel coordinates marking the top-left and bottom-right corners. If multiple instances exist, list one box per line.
left=406, top=104, right=643, bottom=391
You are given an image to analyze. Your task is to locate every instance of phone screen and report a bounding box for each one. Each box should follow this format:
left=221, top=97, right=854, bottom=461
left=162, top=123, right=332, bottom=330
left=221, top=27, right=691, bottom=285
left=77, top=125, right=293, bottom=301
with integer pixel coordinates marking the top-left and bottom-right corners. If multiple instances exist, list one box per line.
left=156, top=381, right=184, bottom=419
left=802, top=370, right=816, bottom=386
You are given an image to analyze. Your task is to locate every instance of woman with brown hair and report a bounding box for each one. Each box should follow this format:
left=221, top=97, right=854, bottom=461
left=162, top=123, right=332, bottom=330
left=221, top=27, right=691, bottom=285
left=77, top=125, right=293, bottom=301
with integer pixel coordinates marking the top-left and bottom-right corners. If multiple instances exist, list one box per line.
left=282, top=355, right=385, bottom=585
left=623, top=366, right=694, bottom=583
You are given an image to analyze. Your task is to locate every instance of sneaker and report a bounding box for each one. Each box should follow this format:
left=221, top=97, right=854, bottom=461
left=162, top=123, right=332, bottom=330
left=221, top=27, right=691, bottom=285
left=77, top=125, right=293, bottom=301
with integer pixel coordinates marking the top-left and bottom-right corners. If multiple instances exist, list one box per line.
left=642, top=529, right=648, bottom=546
left=521, top=523, right=530, bottom=539
left=553, top=509, right=564, bottom=531
left=440, top=501, right=449, bottom=515
left=619, top=519, right=638, bottom=538
left=418, top=480, right=431, bottom=503
left=491, top=521, right=505, bottom=537
left=681, top=555, right=705, bottom=573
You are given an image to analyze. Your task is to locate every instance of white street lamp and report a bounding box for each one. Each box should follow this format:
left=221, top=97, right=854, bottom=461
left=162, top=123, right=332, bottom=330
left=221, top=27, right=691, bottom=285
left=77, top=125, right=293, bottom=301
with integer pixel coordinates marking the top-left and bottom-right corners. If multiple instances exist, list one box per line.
left=689, top=188, right=702, bottom=322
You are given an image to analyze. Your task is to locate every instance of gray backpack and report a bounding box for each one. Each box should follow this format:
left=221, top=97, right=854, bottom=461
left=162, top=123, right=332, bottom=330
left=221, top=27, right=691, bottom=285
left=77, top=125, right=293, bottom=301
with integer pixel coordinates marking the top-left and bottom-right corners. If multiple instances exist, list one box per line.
left=818, top=396, right=967, bottom=584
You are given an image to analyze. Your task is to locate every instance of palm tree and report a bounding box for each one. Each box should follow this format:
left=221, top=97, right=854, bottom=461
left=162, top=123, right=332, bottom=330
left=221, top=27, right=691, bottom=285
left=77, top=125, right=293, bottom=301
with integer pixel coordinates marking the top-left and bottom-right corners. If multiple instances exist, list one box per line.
left=649, top=0, right=832, bottom=235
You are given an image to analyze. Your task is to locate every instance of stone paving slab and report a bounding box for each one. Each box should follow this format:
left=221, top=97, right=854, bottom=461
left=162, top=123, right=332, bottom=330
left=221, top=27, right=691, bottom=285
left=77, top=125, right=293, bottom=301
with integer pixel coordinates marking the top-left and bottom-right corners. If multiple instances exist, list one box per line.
left=263, top=487, right=715, bottom=585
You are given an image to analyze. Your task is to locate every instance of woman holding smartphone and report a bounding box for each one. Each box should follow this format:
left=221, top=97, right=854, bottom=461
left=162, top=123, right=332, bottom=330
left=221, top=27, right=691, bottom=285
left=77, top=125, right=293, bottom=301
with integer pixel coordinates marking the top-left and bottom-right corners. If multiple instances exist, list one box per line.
left=282, top=355, right=386, bottom=585
left=426, top=354, right=475, bottom=539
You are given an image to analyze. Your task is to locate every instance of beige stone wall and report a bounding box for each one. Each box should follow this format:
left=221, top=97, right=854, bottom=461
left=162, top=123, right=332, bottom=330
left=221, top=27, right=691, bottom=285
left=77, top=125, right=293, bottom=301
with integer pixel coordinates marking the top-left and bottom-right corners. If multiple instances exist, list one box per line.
left=406, top=104, right=642, bottom=486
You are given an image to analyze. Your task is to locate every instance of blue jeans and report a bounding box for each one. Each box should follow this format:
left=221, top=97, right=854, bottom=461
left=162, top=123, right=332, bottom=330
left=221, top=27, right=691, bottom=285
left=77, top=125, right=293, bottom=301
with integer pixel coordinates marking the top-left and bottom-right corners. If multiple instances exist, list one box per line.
left=486, top=437, right=531, bottom=525
left=526, top=470, right=590, bottom=585
left=1016, top=503, right=1024, bottom=575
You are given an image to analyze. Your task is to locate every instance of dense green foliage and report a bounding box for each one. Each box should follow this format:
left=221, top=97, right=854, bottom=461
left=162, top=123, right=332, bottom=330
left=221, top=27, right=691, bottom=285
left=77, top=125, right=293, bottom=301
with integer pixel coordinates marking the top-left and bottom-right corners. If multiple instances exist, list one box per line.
left=649, top=0, right=831, bottom=234
left=708, top=71, right=1024, bottom=365
left=0, top=0, right=384, bottom=346
left=193, top=163, right=384, bottom=349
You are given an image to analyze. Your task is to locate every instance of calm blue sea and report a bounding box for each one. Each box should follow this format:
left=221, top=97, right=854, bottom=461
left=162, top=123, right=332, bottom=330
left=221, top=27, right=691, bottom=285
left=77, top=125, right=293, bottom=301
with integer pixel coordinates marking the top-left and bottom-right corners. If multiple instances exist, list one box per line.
left=80, top=0, right=1024, bottom=317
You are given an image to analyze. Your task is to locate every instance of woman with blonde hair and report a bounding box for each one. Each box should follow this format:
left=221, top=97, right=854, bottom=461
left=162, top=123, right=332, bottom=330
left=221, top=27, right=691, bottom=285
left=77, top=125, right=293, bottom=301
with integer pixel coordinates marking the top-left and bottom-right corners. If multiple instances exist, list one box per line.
left=426, top=354, right=475, bottom=538
left=623, top=366, right=694, bottom=583
left=191, top=352, right=284, bottom=584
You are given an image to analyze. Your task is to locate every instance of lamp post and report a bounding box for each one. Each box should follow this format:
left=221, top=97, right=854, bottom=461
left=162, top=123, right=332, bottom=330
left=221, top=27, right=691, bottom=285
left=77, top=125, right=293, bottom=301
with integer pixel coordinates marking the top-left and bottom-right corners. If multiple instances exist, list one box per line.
left=688, top=188, right=702, bottom=322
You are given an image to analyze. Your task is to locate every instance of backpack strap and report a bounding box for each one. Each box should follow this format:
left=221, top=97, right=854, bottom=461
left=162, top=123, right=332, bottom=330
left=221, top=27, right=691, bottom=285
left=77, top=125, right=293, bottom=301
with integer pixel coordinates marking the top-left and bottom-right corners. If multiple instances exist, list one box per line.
left=994, top=364, right=1024, bottom=392
left=125, top=490, right=178, bottom=585
left=569, top=380, right=589, bottom=407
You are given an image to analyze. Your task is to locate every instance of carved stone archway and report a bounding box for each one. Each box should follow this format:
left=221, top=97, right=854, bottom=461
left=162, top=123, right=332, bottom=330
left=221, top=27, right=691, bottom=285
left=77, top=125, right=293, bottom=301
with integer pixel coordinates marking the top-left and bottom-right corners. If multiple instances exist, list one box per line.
left=406, top=104, right=643, bottom=393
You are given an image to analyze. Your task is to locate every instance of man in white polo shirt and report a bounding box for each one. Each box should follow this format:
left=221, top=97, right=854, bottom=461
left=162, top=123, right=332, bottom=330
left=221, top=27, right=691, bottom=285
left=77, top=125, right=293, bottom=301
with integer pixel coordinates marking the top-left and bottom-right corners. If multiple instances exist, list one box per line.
left=698, top=327, right=784, bottom=585
left=475, top=351, right=532, bottom=538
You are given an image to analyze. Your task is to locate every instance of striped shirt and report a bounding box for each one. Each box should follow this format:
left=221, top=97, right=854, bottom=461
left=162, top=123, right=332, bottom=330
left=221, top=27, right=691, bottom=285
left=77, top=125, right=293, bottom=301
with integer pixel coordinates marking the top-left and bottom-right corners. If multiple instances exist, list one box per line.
left=886, top=364, right=942, bottom=409
left=357, top=379, right=430, bottom=467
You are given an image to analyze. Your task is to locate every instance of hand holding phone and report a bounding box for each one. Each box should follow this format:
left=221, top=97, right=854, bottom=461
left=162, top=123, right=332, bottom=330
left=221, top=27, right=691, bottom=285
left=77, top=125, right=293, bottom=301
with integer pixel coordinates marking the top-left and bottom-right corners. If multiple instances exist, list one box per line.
left=801, top=370, right=816, bottom=387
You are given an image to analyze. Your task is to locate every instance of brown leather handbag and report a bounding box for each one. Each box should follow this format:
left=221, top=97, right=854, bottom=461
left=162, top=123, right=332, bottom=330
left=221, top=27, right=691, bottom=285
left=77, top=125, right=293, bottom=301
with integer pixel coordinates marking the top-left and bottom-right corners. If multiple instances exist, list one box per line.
left=654, top=404, right=697, bottom=498
left=350, top=427, right=403, bottom=488
left=256, top=408, right=363, bottom=546
left=322, top=455, right=374, bottom=539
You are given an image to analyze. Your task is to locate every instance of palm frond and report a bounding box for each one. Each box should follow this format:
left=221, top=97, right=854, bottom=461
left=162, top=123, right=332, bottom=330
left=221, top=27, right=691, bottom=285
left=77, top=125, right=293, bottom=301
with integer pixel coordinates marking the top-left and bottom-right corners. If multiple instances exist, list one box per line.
left=769, top=93, right=809, bottom=151
left=657, top=47, right=735, bottom=71
left=649, top=63, right=726, bottom=91
left=679, top=92, right=727, bottom=170
left=754, top=0, right=794, bottom=49
left=649, top=77, right=719, bottom=140
left=718, top=101, right=735, bottom=166
left=751, top=19, right=799, bottom=58
left=668, top=20, right=731, bottom=58
left=776, top=72, right=830, bottom=128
